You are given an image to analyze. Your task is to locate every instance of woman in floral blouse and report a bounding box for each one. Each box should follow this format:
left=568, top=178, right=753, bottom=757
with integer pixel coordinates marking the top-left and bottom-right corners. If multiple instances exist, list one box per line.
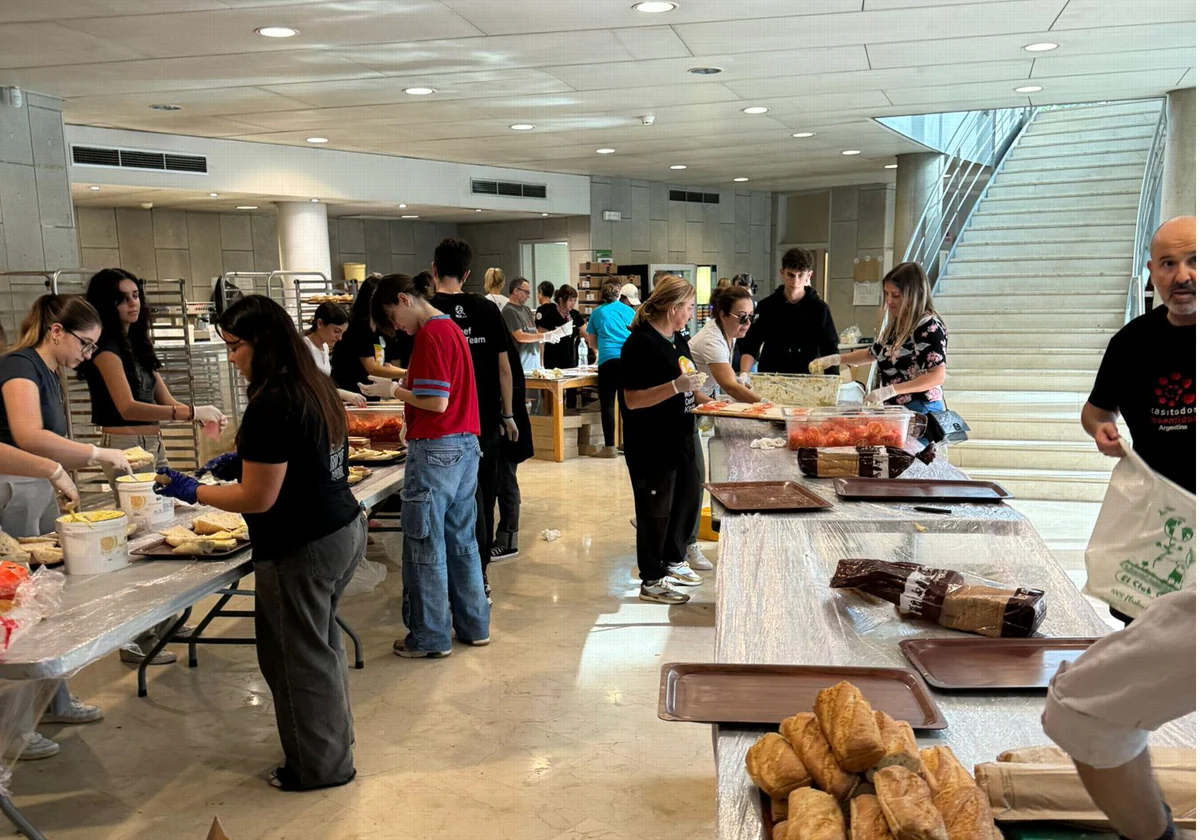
left=809, top=261, right=948, bottom=416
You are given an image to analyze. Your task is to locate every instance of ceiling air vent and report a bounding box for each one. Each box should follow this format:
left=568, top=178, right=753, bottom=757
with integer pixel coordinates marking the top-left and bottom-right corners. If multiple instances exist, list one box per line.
left=669, top=190, right=720, bottom=204
left=471, top=179, right=547, bottom=200
left=71, top=144, right=208, bottom=174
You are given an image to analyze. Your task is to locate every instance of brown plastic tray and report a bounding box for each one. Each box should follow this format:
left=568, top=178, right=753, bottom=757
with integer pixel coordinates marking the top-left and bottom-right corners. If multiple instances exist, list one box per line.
left=348, top=450, right=406, bottom=466
left=132, top=538, right=251, bottom=560
left=900, top=637, right=1100, bottom=690
left=658, top=662, right=946, bottom=729
left=833, top=477, right=1012, bottom=502
left=704, top=480, right=832, bottom=513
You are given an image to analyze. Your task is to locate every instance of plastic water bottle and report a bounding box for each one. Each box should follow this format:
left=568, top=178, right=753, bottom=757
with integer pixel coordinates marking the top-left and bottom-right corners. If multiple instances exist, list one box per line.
left=577, top=336, right=588, bottom=368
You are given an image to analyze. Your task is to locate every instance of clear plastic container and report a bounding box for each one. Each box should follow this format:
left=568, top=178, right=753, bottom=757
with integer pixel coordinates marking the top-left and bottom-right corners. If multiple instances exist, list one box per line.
left=346, top=406, right=405, bottom=442
left=784, top=406, right=912, bottom=450
left=748, top=373, right=841, bottom=407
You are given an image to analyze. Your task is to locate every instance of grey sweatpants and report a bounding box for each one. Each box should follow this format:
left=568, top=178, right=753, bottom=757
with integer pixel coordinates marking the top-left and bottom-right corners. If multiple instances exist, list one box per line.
left=253, top=513, right=367, bottom=789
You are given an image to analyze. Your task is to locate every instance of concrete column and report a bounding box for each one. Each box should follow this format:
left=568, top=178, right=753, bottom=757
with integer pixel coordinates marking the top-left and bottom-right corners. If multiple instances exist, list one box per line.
left=892, top=152, right=943, bottom=265
left=1161, top=88, right=1196, bottom=221
left=275, top=200, right=332, bottom=311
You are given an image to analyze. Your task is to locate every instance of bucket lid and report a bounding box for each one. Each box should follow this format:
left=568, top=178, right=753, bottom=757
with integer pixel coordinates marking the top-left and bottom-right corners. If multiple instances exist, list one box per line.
left=117, top=473, right=158, bottom=483
left=57, top=510, right=126, bottom=524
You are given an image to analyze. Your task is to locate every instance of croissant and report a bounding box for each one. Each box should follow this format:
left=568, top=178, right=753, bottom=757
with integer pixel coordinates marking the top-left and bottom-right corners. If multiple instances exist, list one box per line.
left=747, top=732, right=813, bottom=799
left=815, top=681, right=886, bottom=773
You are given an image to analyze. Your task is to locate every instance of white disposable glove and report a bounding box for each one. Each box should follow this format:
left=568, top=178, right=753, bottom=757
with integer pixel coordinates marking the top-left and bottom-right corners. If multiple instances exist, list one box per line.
left=192, top=404, right=227, bottom=427
left=89, top=445, right=132, bottom=475
left=808, top=354, right=841, bottom=374
left=542, top=332, right=563, bottom=345
left=358, top=375, right=398, bottom=400
left=48, top=464, right=79, bottom=507
left=673, top=372, right=704, bottom=395
left=864, top=384, right=898, bottom=405
left=502, top=416, right=519, bottom=442
left=736, top=372, right=753, bottom=388
left=338, top=388, right=368, bottom=408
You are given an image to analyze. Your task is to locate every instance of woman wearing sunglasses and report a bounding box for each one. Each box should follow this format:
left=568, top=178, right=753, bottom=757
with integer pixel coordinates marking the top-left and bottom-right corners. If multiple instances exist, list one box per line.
left=690, top=286, right=762, bottom=404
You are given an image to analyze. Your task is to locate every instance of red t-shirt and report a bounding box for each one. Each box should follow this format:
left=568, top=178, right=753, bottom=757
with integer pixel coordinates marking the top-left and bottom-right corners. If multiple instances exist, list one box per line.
left=405, top=315, right=481, bottom=440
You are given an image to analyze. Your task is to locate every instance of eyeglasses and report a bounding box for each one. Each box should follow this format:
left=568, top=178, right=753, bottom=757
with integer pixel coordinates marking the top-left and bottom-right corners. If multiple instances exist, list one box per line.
left=65, top=329, right=97, bottom=358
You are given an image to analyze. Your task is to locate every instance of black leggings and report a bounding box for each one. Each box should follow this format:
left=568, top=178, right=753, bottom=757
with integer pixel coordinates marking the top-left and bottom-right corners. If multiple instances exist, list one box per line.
left=628, top=452, right=702, bottom=584
left=598, top=359, right=621, bottom=448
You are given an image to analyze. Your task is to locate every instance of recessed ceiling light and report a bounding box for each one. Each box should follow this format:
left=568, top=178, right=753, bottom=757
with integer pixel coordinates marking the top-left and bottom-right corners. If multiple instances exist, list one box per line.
left=404, top=87, right=435, bottom=96
left=541, top=213, right=549, bottom=216
left=209, top=192, right=220, bottom=197
left=632, top=1, right=677, bottom=12
left=742, top=106, right=769, bottom=115
left=475, top=208, right=484, bottom=212
left=88, top=185, right=101, bottom=191
left=688, top=67, right=723, bottom=76
left=510, top=124, right=535, bottom=131
left=149, top=104, right=182, bottom=111
left=236, top=205, right=258, bottom=210
left=255, top=26, right=297, bottom=38
left=310, top=198, right=320, bottom=202
left=883, top=164, right=898, bottom=169
left=397, top=203, right=407, bottom=208
left=841, top=150, right=861, bottom=155
left=306, top=136, right=328, bottom=144
left=669, top=164, right=687, bottom=170
left=401, top=214, right=419, bottom=219
left=1014, top=85, right=1043, bottom=93
left=792, top=132, right=815, bottom=138
left=1023, top=42, right=1059, bottom=52
left=733, top=177, right=749, bottom=182
left=596, top=148, right=616, bottom=154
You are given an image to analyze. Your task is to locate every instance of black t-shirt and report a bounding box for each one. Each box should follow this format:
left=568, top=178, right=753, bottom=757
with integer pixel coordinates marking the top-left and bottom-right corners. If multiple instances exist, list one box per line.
left=431, top=292, right=507, bottom=435
left=237, top=381, right=360, bottom=550
left=329, top=321, right=381, bottom=392
left=0, top=348, right=66, bottom=445
left=78, top=335, right=159, bottom=427
left=738, top=287, right=840, bottom=374
left=536, top=304, right=585, bottom=369
left=1090, top=306, right=1196, bottom=492
left=619, top=322, right=696, bottom=474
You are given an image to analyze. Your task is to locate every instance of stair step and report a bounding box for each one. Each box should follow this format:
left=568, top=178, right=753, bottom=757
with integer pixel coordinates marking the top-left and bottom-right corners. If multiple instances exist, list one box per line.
left=1025, top=111, right=1160, bottom=136
left=938, top=292, right=1125, bottom=311
left=952, top=240, right=1131, bottom=259
left=962, top=415, right=1090, bottom=443
left=947, top=389, right=1090, bottom=412
left=1020, top=125, right=1155, bottom=147
left=957, top=467, right=1112, bottom=502
left=957, top=225, right=1134, bottom=245
left=949, top=439, right=1114, bottom=472
left=949, top=311, right=1123, bottom=330
left=1035, top=100, right=1162, bottom=118
left=944, top=256, right=1128, bottom=276
left=947, top=369, right=1098, bottom=392
left=952, top=329, right=1113, bottom=350
left=994, top=165, right=1146, bottom=184
left=988, top=178, right=1142, bottom=200
left=1003, top=149, right=1149, bottom=169
left=1007, top=136, right=1155, bottom=159
left=938, top=275, right=1126, bottom=295
left=970, top=207, right=1138, bottom=227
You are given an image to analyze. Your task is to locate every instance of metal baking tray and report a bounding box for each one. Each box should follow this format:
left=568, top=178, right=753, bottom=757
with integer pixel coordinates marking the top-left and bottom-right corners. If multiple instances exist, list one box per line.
left=704, top=480, right=832, bottom=513
left=658, top=662, right=946, bottom=729
left=833, top=477, right=1012, bottom=502
left=899, top=637, right=1099, bottom=691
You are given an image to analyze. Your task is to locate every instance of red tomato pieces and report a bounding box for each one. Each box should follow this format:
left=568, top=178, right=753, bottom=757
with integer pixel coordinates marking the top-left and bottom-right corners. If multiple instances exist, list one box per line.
left=786, top=417, right=906, bottom=450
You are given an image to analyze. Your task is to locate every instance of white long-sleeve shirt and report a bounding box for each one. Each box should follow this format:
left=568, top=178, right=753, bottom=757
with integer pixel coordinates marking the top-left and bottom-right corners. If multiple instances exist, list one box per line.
left=1042, top=587, right=1196, bottom=769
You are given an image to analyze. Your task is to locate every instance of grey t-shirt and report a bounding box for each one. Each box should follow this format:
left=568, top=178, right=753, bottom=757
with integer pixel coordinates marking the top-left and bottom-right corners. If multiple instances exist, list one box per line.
left=503, top=302, right=540, bottom=373
left=0, top=348, right=66, bottom=444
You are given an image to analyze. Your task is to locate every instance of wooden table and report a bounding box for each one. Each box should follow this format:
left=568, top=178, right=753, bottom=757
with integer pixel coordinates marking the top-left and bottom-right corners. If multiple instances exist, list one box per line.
left=525, top=373, right=599, bottom=462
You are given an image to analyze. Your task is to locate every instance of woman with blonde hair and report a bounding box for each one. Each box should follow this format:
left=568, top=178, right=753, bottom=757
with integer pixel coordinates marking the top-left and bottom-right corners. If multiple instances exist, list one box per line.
left=483, top=267, right=508, bottom=310
left=619, top=276, right=710, bottom=605
left=809, top=261, right=948, bottom=417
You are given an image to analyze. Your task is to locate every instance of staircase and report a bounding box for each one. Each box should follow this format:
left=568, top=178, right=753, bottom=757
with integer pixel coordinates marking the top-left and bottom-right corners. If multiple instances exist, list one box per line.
left=937, top=99, right=1163, bottom=502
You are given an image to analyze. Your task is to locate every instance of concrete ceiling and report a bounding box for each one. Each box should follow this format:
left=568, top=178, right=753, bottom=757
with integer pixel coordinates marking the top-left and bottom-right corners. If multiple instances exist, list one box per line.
left=2, top=0, right=1195, bottom=192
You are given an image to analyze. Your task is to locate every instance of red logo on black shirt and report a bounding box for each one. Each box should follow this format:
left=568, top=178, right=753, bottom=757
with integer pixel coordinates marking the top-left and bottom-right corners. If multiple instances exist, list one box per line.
left=1155, top=373, right=1195, bottom=408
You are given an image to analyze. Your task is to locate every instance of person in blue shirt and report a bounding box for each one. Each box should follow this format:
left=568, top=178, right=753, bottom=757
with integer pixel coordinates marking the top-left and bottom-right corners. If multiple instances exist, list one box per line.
left=585, top=280, right=635, bottom=458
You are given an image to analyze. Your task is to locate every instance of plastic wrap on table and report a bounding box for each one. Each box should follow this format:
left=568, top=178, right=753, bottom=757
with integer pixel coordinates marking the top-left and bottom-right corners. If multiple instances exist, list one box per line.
left=707, top=426, right=1196, bottom=840
left=829, top=557, right=1047, bottom=638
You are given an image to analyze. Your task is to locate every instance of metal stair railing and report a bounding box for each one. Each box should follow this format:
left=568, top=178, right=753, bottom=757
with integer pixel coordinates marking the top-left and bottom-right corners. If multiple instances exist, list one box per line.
left=1127, top=98, right=1168, bottom=323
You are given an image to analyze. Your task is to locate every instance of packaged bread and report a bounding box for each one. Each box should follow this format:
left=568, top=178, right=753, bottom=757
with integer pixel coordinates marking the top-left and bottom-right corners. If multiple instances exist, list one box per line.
left=771, top=796, right=790, bottom=823
left=797, top=446, right=931, bottom=479
left=786, top=788, right=846, bottom=840
left=919, top=748, right=975, bottom=795
left=869, top=712, right=921, bottom=780
left=791, top=714, right=858, bottom=801
left=851, top=794, right=895, bottom=840
left=873, top=767, right=949, bottom=840
left=746, top=732, right=813, bottom=800
left=829, top=558, right=1046, bottom=638
left=815, top=681, right=886, bottom=773
left=774, top=822, right=790, bottom=840
left=931, top=785, right=993, bottom=840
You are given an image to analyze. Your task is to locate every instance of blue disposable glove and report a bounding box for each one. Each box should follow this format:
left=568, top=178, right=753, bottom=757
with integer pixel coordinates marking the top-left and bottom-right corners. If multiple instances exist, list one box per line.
left=197, top=452, right=242, bottom=482
left=154, top=468, right=200, bottom=505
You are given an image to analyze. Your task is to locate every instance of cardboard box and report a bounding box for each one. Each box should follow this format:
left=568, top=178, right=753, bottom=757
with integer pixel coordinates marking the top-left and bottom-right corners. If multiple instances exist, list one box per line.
left=580, top=262, right=616, bottom=275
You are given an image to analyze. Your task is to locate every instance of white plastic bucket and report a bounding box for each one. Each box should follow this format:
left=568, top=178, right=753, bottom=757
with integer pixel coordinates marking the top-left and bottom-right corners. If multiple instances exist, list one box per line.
left=116, top=473, right=174, bottom=529
left=56, top=511, right=131, bottom=576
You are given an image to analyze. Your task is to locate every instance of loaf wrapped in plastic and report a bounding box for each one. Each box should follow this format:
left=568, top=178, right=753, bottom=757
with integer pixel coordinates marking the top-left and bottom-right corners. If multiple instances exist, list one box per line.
left=828, top=558, right=1047, bottom=638
left=797, top=446, right=934, bottom=479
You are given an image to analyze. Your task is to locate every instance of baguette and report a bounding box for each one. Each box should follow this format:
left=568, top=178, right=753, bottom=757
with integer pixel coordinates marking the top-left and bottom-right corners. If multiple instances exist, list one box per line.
left=919, top=748, right=975, bottom=795
left=931, top=785, right=993, bottom=840
left=869, top=712, right=922, bottom=780
left=851, top=795, right=895, bottom=840
left=793, top=715, right=858, bottom=801
left=747, top=732, right=813, bottom=799
left=815, top=681, right=886, bottom=773
left=873, top=766, right=949, bottom=840
left=786, top=788, right=847, bottom=840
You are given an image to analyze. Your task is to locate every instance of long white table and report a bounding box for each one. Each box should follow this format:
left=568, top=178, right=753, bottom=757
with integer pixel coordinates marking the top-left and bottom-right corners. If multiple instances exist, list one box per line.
left=705, top=419, right=1194, bottom=839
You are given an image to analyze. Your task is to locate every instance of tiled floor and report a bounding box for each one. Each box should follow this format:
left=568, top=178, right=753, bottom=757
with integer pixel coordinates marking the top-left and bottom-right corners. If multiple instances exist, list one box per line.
left=7, top=460, right=1108, bottom=838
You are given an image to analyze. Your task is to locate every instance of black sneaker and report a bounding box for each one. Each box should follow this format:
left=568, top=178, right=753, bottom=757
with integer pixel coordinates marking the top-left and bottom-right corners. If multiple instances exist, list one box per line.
left=489, top=545, right=520, bottom=565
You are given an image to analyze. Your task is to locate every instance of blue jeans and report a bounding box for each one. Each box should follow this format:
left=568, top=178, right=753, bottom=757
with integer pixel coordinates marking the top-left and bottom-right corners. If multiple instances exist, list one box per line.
left=902, top=398, right=945, bottom=446
left=400, top=434, right=490, bottom=652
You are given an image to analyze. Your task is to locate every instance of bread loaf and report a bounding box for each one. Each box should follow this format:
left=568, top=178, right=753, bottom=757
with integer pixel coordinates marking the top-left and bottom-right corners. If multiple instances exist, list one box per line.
left=793, top=715, right=858, bottom=801
left=873, top=766, right=949, bottom=840
left=869, top=712, right=922, bottom=780
left=747, top=732, right=813, bottom=799
left=931, top=785, right=993, bottom=840
left=786, top=788, right=847, bottom=840
left=781, top=712, right=811, bottom=746
left=815, top=681, right=886, bottom=773
left=919, top=748, right=975, bottom=795
left=851, top=794, right=895, bottom=840
left=774, top=822, right=790, bottom=840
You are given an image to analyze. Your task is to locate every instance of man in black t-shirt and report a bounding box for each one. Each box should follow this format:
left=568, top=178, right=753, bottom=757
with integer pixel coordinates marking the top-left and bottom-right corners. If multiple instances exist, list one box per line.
left=429, top=238, right=517, bottom=600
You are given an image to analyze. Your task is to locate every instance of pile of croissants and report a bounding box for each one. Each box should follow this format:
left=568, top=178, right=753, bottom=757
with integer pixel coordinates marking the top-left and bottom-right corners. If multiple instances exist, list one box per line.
left=745, top=680, right=996, bottom=840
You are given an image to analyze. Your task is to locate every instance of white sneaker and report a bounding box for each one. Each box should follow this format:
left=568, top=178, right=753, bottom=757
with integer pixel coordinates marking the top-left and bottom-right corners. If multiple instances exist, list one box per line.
left=6, top=732, right=59, bottom=761
left=686, top=544, right=714, bottom=571
left=639, top=579, right=690, bottom=605
left=41, top=696, right=103, bottom=725
left=665, top=563, right=703, bottom=587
